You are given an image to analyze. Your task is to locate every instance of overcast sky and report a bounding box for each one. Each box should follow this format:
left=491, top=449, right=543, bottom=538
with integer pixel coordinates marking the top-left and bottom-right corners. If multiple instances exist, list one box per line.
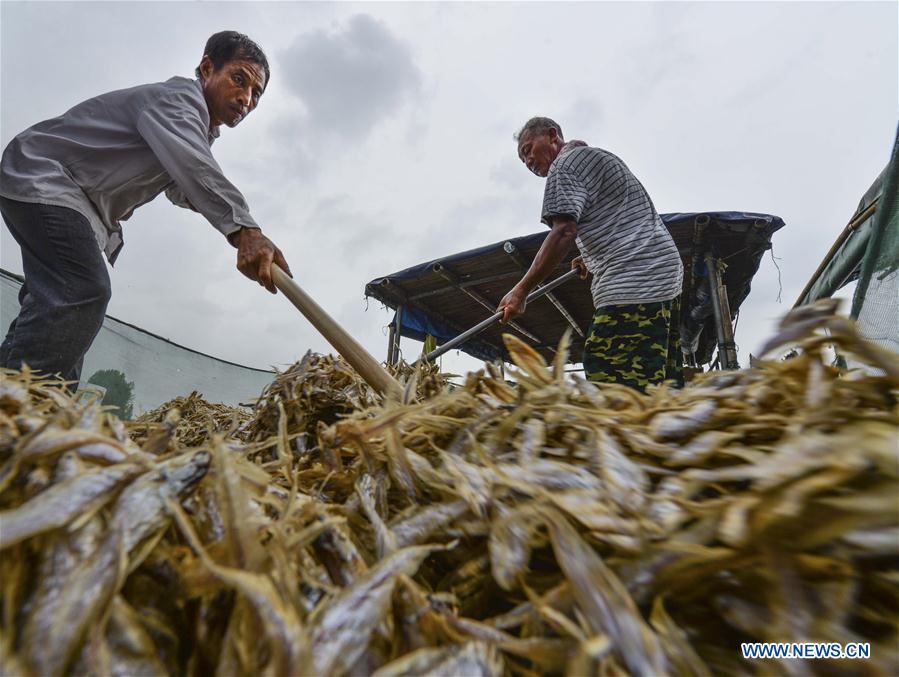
left=1, top=1, right=896, bottom=377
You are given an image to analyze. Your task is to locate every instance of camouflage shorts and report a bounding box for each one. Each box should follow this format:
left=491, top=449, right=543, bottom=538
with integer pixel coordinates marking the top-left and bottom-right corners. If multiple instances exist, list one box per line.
left=582, top=296, right=684, bottom=392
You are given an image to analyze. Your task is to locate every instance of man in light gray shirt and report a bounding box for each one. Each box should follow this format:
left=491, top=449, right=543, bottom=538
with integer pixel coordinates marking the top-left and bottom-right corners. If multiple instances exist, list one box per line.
left=0, top=30, right=291, bottom=389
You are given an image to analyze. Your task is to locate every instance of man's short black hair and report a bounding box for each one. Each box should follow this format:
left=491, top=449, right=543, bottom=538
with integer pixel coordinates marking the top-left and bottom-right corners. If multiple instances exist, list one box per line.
left=195, top=31, right=270, bottom=91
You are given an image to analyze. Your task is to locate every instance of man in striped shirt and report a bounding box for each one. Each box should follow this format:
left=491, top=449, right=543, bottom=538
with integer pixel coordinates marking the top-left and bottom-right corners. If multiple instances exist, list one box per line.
left=497, top=117, right=684, bottom=391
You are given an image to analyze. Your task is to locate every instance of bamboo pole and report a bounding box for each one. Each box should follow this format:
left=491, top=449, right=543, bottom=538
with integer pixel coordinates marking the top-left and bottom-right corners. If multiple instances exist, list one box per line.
left=271, top=264, right=402, bottom=399
left=792, top=200, right=878, bottom=308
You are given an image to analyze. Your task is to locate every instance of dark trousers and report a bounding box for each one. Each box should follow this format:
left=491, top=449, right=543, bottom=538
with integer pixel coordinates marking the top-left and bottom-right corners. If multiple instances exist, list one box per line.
left=1, top=197, right=111, bottom=389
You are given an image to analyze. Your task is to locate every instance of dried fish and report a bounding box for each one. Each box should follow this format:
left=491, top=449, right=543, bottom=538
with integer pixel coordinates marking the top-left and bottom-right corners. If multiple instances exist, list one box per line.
left=372, top=641, right=502, bottom=677
left=309, top=543, right=447, bottom=675
left=390, top=499, right=469, bottom=548
left=0, top=462, right=142, bottom=549
left=544, top=507, right=667, bottom=675
left=0, top=300, right=896, bottom=675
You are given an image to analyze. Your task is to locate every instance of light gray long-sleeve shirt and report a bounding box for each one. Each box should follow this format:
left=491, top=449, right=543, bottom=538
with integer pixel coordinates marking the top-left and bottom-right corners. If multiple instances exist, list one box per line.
left=0, top=76, right=259, bottom=264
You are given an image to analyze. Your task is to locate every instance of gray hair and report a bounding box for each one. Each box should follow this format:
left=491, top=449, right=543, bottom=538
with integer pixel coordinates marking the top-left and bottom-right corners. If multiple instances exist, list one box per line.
left=514, top=117, right=564, bottom=143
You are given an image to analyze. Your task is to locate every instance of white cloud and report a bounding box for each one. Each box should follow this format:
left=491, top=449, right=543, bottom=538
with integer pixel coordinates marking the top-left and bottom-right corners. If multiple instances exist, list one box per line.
left=1, top=1, right=896, bottom=382
left=279, top=14, right=423, bottom=139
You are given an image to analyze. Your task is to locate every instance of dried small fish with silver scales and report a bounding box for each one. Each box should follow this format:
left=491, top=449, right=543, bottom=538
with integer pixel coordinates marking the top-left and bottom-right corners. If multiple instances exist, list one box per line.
left=0, top=299, right=896, bottom=675
left=129, top=390, right=251, bottom=449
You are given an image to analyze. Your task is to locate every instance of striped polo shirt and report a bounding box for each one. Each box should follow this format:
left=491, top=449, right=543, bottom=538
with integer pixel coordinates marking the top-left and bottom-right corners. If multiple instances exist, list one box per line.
left=541, top=143, right=683, bottom=309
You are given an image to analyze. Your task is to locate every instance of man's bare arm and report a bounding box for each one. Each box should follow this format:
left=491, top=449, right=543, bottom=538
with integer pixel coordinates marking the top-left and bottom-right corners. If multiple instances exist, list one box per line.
left=496, top=216, right=578, bottom=323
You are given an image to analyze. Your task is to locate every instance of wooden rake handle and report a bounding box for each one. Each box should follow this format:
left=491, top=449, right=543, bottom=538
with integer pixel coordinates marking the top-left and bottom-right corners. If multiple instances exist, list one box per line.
left=271, top=264, right=402, bottom=400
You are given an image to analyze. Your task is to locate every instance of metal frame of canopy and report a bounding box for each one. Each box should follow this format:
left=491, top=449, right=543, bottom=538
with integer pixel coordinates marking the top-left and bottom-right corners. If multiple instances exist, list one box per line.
left=365, top=212, right=785, bottom=369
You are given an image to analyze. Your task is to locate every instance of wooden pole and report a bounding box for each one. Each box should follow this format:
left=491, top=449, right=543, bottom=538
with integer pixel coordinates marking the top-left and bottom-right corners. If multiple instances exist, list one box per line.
left=271, top=264, right=402, bottom=399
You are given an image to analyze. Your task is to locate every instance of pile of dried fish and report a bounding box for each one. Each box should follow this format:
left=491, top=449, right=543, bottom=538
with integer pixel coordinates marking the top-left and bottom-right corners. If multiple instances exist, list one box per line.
left=242, top=350, right=447, bottom=461
left=0, top=301, right=896, bottom=676
left=250, top=352, right=381, bottom=433
left=129, top=391, right=250, bottom=449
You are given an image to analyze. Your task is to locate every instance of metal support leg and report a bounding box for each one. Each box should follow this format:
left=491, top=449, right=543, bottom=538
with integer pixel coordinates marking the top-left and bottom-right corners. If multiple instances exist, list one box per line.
left=389, top=305, right=404, bottom=365
left=386, top=321, right=396, bottom=364
left=704, top=253, right=739, bottom=369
